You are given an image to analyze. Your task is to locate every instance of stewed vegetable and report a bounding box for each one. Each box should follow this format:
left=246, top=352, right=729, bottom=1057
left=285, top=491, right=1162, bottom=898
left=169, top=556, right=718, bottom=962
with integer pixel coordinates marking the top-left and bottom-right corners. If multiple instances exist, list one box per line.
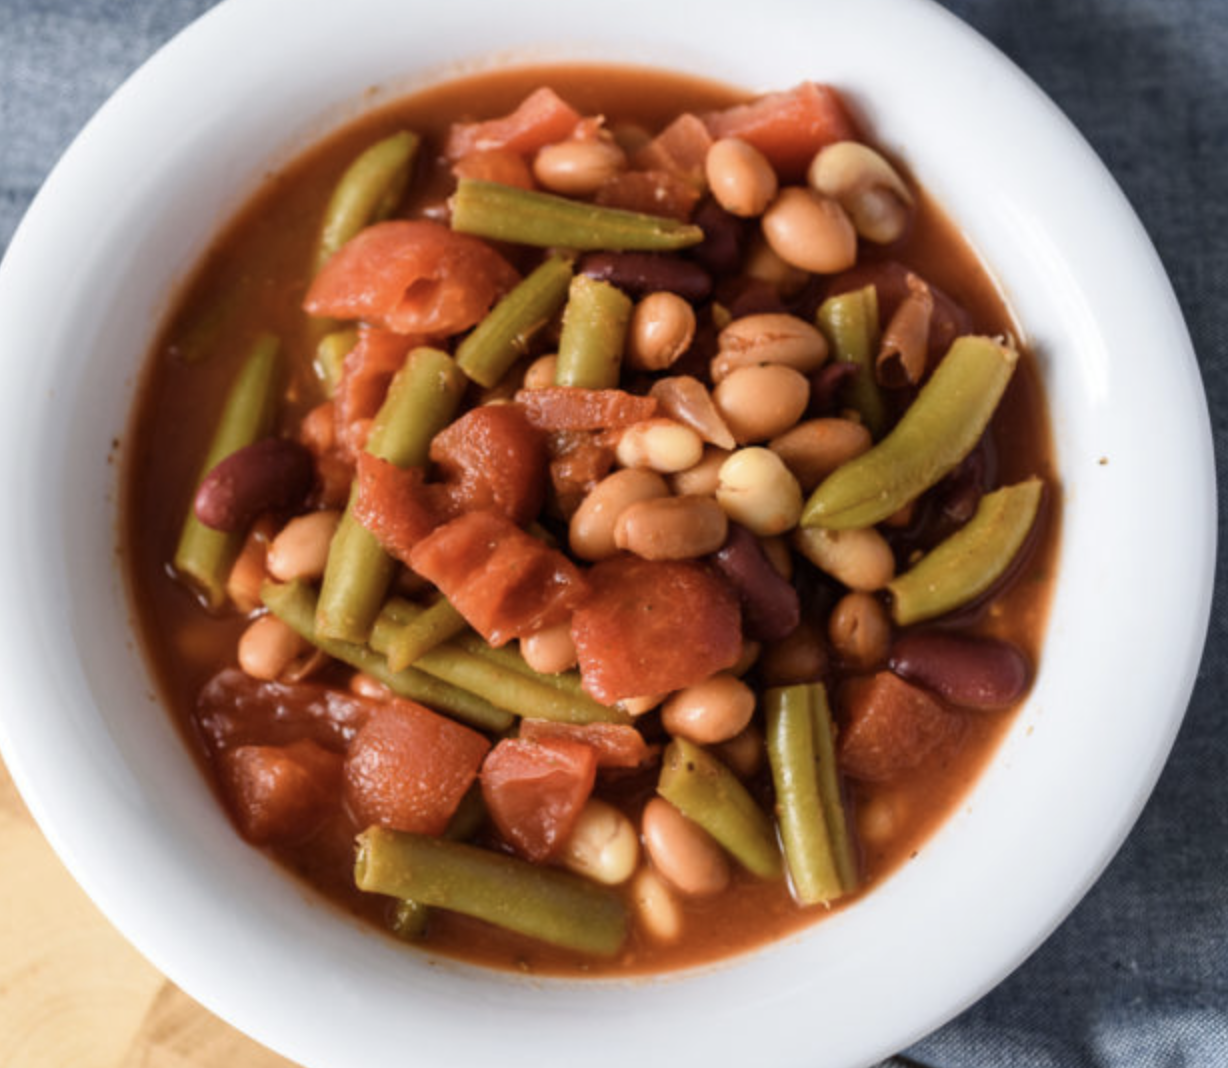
left=124, top=64, right=1056, bottom=976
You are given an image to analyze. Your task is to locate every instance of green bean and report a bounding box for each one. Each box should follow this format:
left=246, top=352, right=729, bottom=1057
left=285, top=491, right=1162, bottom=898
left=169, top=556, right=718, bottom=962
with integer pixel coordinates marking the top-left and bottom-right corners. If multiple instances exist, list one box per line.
left=455, top=255, right=574, bottom=388
left=173, top=333, right=281, bottom=609
left=450, top=178, right=704, bottom=251
left=657, top=738, right=782, bottom=880
left=261, top=581, right=514, bottom=733
left=802, top=335, right=1020, bottom=531
left=765, top=684, right=855, bottom=905
left=382, top=597, right=469, bottom=673
left=315, top=347, right=465, bottom=642
left=389, top=899, right=430, bottom=942
left=554, top=275, right=632, bottom=389
left=809, top=683, right=858, bottom=893
left=370, top=608, right=628, bottom=725
left=314, top=130, right=419, bottom=274
left=355, top=828, right=629, bottom=956
left=887, top=477, right=1043, bottom=626
left=314, top=327, right=358, bottom=395
left=816, top=285, right=887, bottom=438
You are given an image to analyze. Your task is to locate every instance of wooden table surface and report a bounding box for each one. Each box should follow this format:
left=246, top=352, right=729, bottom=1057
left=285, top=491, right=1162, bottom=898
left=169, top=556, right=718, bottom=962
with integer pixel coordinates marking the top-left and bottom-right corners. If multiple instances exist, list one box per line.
left=0, top=754, right=298, bottom=1068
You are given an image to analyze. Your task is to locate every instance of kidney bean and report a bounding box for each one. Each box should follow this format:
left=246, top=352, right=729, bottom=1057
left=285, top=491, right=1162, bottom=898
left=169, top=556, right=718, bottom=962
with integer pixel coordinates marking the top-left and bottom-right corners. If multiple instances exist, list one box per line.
left=808, top=360, right=861, bottom=416
left=579, top=251, right=712, bottom=302
left=687, top=197, right=748, bottom=275
left=939, top=439, right=990, bottom=523
left=888, top=630, right=1031, bottom=710
left=709, top=522, right=800, bottom=642
left=193, top=437, right=314, bottom=533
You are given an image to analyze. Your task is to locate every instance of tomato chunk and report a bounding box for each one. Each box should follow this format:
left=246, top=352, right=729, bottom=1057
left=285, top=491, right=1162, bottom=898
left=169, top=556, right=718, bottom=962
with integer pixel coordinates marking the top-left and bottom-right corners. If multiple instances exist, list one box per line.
left=218, top=739, right=343, bottom=845
left=594, top=170, right=700, bottom=221
left=837, top=671, right=964, bottom=782
left=481, top=737, right=598, bottom=862
left=704, top=83, right=856, bottom=179
left=445, top=87, right=584, bottom=161
left=515, top=387, right=659, bottom=431
left=353, top=454, right=445, bottom=561
left=430, top=404, right=547, bottom=525
left=344, top=699, right=491, bottom=835
left=519, top=719, right=652, bottom=769
left=410, top=510, right=589, bottom=646
left=335, top=326, right=416, bottom=455
left=571, top=557, right=743, bottom=703
left=452, top=148, right=535, bottom=189
left=304, top=220, right=519, bottom=337
left=632, top=113, right=712, bottom=188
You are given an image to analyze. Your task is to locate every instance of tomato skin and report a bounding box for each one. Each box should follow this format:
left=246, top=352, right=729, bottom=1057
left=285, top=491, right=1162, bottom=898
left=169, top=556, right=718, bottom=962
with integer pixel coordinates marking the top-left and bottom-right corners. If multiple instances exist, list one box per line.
left=481, top=737, right=598, bottom=862
left=409, top=510, right=589, bottom=647
left=344, top=699, right=491, bottom=835
left=837, top=672, right=964, bottom=782
left=518, top=719, right=652, bottom=769
left=515, top=387, right=659, bottom=431
left=217, top=739, right=343, bottom=846
left=571, top=557, right=743, bottom=703
left=303, top=220, right=519, bottom=337
left=444, top=87, right=583, bottom=161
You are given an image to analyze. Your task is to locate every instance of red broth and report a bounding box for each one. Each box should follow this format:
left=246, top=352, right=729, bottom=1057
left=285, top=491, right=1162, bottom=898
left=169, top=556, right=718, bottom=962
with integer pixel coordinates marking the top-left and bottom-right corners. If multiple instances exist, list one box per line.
left=123, top=64, right=1058, bottom=976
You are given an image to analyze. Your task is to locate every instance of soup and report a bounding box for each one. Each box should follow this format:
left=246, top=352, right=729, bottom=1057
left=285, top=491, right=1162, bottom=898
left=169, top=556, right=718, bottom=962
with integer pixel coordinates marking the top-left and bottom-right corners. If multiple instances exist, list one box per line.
left=124, top=64, right=1057, bottom=976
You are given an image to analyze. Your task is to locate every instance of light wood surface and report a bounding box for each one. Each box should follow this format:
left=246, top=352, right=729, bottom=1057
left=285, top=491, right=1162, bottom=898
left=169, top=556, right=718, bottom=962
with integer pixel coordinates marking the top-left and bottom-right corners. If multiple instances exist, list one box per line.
left=0, top=754, right=299, bottom=1068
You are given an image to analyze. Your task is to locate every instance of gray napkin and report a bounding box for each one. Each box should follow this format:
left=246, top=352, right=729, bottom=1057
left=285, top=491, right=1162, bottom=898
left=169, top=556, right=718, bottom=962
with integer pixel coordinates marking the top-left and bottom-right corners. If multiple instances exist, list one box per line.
left=2, top=1, right=1224, bottom=1065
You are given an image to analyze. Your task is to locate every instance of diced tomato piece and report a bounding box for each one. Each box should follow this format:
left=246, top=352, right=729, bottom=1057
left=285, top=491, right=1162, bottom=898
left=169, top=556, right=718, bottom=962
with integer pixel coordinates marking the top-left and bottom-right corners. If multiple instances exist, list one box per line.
left=334, top=326, right=416, bottom=455
left=837, top=671, right=964, bottom=782
left=452, top=148, right=536, bottom=189
left=344, top=699, right=491, bottom=835
left=303, top=220, right=519, bottom=338
left=444, top=87, right=584, bottom=161
left=410, top=510, right=589, bottom=646
left=594, top=170, right=701, bottom=220
left=547, top=431, right=616, bottom=518
left=515, top=387, right=659, bottom=431
left=217, top=739, right=343, bottom=845
left=519, top=720, right=651, bottom=769
left=571, top=557, right=743, bottom=704
left=353, top=453, right=445, bottom=561
left=703, top=83, right=857, bottom=179
left=632, top=113, right=712, bottom=188
left=481, top=737, right=598, bottom=861
left=430, top=404, right=547, bottom=524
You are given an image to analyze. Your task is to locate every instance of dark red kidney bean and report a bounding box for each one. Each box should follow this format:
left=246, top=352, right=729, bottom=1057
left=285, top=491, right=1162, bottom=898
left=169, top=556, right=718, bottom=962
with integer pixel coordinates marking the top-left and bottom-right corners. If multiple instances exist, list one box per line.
left=939, top=442, right=989, bottom=523
left=808, top=361, right=861, bottom=416
left=717, top=276, right=789, bottom=319
left=194, top=437, right=314, bottom=533
left=579, top=252, right=712, bottom=302
left=709, top=522, right=800, bottom=643
left=888, top=631, right=1031, bottom=710
left=687, top=198, right=748, bottom=275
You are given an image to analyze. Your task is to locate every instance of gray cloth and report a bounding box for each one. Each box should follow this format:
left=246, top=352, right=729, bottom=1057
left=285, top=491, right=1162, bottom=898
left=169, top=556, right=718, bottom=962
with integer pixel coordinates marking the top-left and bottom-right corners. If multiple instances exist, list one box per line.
left=1, top=2, right=1224, bottom=1066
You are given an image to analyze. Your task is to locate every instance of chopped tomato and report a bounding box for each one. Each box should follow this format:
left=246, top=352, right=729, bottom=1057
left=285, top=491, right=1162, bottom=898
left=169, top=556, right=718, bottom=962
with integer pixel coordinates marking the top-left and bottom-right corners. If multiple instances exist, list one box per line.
left=632, top=113, right=712, bottom=188
left=519, top=719, right=652, bottom=769
left=452, top=148, right=536, bottom=189
left=703, top=82, right=857, bottom=179
left=334, top=326, right=416, bottom=455
left=594, top=170, right=701, bottom=220
left=430, top=404, right=547, bottom=524
left=571, top=557, right=743, bottom=703
left=837, top=671, right=964, bottom=782
left=547, top=431, right=616, bottom=518
left=344, top=699, right=491, bottom=835
left=481, top=737, right=598, bottom=862
left=217, top=739, right=343, bottom=845
left=303, top=220, right=519, bottom=337
left=444, top=87, right=583, bottom=161
left=515, top=387, right=659, bottom=431
left=409, top=510, right=589, bottom=646
left=353, top=454, right=444, bottom=561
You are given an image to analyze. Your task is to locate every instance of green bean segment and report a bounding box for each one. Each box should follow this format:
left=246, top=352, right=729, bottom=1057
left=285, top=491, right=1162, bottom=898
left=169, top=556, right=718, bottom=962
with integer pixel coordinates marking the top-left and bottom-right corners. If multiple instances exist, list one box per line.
left=314, top=327, right=358, bottom=395
left=455, top=255, right=574, bottom=387
left=658, top=738, right=782, bottom=880
left=355, top=828, right=629, bottom=956
left=450, top=178, right=704, bottom=251
left=555, top=274, right=632, bottom=389
left=888, top=477, right=1044, bottom=626
left=173, top=333, right=282, bottom=609
left=262, top=581, right=514, bottom=732
left=314, top=130, right=419, bottom=274
left=802, top=334, right=1020, bottom=531
left=765, top=683, right=857, bottom=905
left=382, top=597, right=468, bottom=673
left=817, top=285, right=887, bottom=439
left=315, top=347, right=465, bottom=642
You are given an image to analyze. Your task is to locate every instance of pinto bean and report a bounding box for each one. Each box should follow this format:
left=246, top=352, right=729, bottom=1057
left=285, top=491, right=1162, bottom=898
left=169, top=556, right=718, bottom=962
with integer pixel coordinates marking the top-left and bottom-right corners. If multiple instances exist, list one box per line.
left=709, top=522, right=800, bottom=643
left=193, top=437, right=314, bottom=533
left=614, top=495, right=729, bottom=560
left=579, top=251, right=712, bottom=302
left=888, top=631, right=1031, bottom=710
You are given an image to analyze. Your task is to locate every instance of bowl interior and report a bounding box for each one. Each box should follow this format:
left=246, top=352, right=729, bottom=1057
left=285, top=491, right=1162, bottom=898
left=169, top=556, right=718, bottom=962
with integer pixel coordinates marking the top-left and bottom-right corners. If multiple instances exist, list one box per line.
left=0, top=1, right=1213, bottom=1066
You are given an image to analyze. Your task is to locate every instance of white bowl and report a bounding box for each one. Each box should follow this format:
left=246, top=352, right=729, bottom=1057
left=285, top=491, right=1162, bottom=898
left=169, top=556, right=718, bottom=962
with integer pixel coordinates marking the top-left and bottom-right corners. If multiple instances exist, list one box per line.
left=0, top=0, right=1214, bottom=1065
